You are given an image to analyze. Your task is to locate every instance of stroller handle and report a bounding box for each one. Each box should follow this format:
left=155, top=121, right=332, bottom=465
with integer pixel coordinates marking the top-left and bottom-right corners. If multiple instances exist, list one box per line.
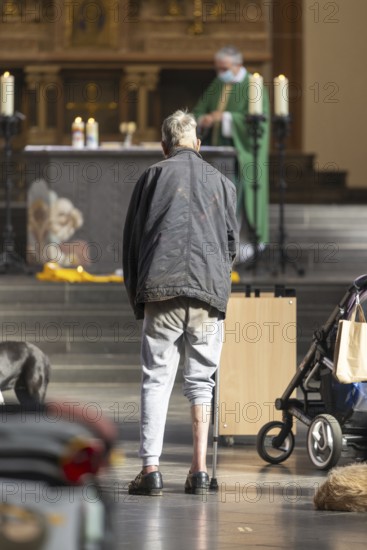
left=353, top=274, right=367, bottom=291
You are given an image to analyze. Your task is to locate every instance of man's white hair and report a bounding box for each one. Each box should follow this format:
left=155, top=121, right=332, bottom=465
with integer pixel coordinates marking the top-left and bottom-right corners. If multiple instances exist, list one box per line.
left=161, top=110, right=197, bottom=154
left=214, top=45, right=243, bottom=66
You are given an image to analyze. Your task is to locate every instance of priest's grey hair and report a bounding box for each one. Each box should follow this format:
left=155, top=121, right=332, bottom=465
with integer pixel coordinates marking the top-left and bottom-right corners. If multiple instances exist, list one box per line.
left=161, top=110, right=197, bottom=154
left=215, top=46, right=243, bottom=66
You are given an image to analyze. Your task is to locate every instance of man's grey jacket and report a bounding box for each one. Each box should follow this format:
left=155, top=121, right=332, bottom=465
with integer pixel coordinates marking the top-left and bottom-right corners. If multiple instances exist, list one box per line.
left=123, top=147, right=239, bottom=319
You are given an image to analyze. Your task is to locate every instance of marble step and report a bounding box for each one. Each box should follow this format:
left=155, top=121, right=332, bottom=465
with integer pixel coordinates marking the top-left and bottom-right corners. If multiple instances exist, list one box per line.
left=0, top=280, right=125, bottom=305
left=270, top=151, right=316, bottom=173
left=49, top=354, right=142, bottom=384
left=0, top=280, right=349, bottom=373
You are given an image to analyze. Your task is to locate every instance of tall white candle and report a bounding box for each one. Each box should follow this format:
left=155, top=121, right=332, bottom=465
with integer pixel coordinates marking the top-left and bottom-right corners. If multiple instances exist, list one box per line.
left=0, top=72, right=15, bottom=116
left=72, top=117, right=85, bottom=148
left=86, top=118, right=99, bottom=148
left=248, top=73, right=263, bottom=115
left=274, top=74, right=289, bottom=116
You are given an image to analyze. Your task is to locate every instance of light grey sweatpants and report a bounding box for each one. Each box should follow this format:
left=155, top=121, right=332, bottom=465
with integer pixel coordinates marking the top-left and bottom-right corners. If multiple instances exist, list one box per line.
left=139, top=297, right=224, bottom=467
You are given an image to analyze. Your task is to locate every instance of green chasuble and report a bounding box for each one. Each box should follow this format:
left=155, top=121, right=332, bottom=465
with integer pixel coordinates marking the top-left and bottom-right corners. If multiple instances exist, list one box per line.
left=193, top=74, right=270, bottom=244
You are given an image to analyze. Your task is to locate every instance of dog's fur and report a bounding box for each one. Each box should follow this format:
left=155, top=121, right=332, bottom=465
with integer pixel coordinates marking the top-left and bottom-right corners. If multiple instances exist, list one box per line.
left=0, top=342, right=50, bottom=405
left=314, top=463, right=367, bottom=512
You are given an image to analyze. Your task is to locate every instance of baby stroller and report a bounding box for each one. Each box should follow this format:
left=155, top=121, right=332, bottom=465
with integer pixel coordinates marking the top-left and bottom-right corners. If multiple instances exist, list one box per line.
left=256, top=274, right=367, bottom=470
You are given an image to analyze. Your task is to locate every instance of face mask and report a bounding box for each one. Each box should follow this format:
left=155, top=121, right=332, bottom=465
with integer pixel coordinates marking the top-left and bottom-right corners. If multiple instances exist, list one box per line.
left=218, top=69, right=234, bottom=83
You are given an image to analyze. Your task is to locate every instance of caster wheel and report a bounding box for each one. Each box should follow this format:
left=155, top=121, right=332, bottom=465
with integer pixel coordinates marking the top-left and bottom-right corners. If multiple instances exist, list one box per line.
left=219, top=436, right=235, bottom=447
left=257, top=421, right=295, bottom=464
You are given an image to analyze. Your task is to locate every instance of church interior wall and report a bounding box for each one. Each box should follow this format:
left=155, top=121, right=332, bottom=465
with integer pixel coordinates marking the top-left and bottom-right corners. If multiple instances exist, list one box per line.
left=303, top=0, right=367, bottom=188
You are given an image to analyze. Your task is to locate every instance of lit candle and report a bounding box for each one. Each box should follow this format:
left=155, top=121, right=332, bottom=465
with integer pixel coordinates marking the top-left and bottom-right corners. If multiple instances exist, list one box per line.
left=0, top=71, right=15, bottom=116
left=274, top=74, right=289, bottom=116
left=71, top=117, right=85, bottom=148
left=86, top=118, right=99, bottom=149
left=248, top=73, right=263, bottom=115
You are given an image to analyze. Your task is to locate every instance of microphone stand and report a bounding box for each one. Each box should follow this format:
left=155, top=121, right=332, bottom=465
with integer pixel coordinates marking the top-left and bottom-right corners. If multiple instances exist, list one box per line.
left=245, top=113, right=267, bottom=272
left=273, top=114, right=304, bottom=276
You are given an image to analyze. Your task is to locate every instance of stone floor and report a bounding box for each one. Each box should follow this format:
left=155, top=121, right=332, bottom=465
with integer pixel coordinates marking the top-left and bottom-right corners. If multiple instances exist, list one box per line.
left=1, top=203, right=367, bottom=548
left=40, top=381, right=367, bottom=550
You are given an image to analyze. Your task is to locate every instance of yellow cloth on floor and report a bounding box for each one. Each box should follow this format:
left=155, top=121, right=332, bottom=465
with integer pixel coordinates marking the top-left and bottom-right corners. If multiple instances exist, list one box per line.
left=37, top=262, right=240, bottom=285
left=36, top=263, right=123, bottom=283
left=231, top=271, right=240, bottom=284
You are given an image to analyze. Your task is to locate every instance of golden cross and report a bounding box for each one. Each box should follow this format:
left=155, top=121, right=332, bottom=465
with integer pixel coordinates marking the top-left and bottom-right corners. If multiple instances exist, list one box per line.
left=66, top=101, right=118, bottom=118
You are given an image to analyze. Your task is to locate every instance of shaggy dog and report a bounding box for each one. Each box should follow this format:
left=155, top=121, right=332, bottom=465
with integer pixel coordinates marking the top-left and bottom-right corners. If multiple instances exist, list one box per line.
left=314, top=463, right=367, bottom=512
left=0, top=342, right=50, bottom=405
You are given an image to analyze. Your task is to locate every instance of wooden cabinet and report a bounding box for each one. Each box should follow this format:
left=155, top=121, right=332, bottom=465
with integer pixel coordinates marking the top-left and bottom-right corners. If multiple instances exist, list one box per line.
left=218, top=291, right=297, bottom=436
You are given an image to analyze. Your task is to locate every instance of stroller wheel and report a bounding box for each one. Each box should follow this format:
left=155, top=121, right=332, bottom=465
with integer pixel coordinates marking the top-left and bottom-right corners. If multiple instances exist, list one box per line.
left=256, top=421, right=295, bottom=464
left=219, top=436, right=235, bottom=447
left=307, top=414, right=342, bottom=470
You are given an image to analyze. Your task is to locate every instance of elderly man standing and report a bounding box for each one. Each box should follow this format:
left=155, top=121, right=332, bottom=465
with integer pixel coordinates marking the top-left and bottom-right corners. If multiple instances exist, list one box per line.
left=123, top=110, right=238, bottom=496
left=193, top=45, right=270, bottom=262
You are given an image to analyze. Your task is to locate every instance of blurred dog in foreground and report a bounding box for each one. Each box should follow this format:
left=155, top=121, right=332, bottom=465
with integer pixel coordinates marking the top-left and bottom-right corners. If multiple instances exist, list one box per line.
left=314, top=463, right=367, bottom=512
left=0, top=342, right=50, bottom=405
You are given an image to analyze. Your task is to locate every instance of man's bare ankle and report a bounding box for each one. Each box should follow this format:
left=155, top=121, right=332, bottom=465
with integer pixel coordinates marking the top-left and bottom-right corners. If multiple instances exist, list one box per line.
left=190, top=467, right=207, bottom=474
left=143, top=465, right=159, bottom=474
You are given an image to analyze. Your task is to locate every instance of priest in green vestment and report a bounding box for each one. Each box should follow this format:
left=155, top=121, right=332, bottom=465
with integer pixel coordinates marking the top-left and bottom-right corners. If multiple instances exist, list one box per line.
left=192, top=46, right=270, bottom=261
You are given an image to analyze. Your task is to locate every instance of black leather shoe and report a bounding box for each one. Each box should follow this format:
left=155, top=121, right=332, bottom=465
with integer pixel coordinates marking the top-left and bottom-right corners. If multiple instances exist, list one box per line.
left=128, top=470, right=163, bottom=496
left=184, top=471, right=209, bottom=495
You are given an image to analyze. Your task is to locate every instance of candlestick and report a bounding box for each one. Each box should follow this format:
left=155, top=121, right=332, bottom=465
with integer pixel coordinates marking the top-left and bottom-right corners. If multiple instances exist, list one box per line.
left=0, top=112, right=28, bottom=274
left=245, top=113, right=266, bottom=271
left=72, top=117, right=85, bottom=149
left=119, top=121, right=136, bottom=146
left=86, top=117, right=99, bottom=149
left=248, top=73, right=263, bottom=116
left=127, top=122, right=136, bottom=134
left=0, top=72, right=15, bottom=116
left=274, top=74, right=289, bottom=116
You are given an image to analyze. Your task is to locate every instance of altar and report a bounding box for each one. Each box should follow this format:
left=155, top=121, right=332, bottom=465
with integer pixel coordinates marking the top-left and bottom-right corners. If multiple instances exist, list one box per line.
left=24, top=146, right=237, bottom=273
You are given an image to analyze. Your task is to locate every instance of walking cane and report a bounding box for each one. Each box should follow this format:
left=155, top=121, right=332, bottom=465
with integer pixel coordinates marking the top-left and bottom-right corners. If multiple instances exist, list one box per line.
left=210, top=364, right=220, bottom=491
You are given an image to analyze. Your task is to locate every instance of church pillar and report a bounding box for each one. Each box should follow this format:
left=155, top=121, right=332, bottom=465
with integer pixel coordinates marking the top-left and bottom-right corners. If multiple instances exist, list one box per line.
left=122, top=65, right=160, bottom=142
left=24, top=66, right=62, bottom=144
left=272, top=0, right=303, bottom=150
